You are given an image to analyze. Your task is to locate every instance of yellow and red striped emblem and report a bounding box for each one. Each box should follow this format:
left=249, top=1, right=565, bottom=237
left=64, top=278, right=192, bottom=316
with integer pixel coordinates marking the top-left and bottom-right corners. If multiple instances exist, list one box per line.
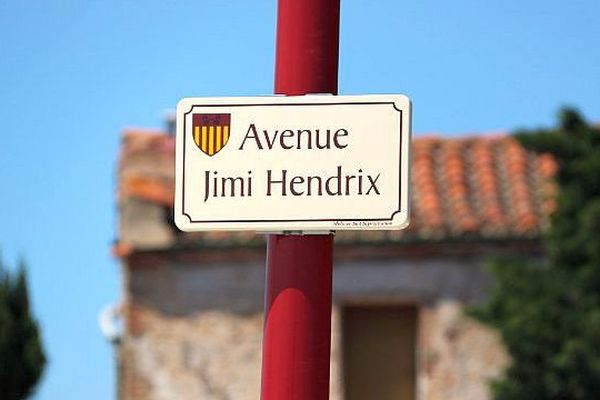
left=192, top=113, right=231, bottom=156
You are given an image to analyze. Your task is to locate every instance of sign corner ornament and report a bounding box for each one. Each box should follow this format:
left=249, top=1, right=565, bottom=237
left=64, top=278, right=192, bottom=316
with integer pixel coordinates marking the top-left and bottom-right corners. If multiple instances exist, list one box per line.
left=174, top=94, right=412, bottom=232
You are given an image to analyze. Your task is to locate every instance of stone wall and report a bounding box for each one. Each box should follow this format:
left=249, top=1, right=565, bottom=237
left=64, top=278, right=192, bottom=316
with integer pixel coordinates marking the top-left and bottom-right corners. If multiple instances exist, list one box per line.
left=118, top=254, right=508, bottom=400
left=417, top=301, right=508, bottom=400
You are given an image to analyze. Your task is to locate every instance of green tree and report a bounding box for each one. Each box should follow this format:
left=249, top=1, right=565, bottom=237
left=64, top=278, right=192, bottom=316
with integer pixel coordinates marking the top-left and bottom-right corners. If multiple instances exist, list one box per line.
left=0, top=257, right=46, bottom=400
left=473, top=109, right=600, bottom=400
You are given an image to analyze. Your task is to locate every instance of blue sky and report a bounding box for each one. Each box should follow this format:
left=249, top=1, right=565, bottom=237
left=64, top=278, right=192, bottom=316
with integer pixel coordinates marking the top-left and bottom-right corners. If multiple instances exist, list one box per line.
left=0, top=1, right=599, bottom=399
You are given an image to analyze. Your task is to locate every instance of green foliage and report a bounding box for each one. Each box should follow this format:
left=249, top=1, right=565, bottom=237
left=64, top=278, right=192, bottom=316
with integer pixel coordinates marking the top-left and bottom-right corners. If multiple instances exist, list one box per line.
left=473, top=108, right=600, bottom=400
left=0, top=257, right=46, bottom=400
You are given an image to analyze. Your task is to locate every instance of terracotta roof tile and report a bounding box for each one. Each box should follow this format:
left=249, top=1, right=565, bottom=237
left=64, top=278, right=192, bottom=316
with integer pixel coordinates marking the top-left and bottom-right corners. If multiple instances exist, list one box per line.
left=116, top=130, right=558, bottom=251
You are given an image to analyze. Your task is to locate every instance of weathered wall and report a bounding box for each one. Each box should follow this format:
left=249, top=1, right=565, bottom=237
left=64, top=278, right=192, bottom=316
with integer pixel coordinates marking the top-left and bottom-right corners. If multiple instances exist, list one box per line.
left=418, top=301, right=508, bottom=400
left=120, top=261, right=265, bottom=400
left=119, top=257, right=508, bottom=400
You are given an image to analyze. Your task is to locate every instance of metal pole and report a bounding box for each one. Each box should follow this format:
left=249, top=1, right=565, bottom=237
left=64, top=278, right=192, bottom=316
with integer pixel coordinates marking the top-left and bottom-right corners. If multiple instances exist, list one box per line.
left=260, top=1, right=340, bottom=400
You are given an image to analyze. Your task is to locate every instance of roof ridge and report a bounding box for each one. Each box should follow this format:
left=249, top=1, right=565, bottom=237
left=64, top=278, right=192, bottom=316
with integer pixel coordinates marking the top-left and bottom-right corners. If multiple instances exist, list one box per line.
left=115, top=128, right=557, bottom=250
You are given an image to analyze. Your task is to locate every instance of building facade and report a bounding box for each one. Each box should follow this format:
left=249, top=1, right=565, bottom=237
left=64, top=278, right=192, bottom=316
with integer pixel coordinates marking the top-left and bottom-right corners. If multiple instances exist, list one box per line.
left=114, top=130, right=557, bottom=400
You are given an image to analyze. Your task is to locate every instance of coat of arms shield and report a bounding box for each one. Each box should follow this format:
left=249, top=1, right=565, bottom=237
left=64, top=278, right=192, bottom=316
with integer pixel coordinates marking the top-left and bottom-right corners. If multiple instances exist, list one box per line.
left=191, top=113, right=231, bottom=156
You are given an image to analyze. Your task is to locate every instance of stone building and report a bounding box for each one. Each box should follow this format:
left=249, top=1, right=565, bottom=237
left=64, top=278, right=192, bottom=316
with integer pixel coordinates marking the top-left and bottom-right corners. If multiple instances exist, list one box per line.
left=113, top=128, right=557, bottom=400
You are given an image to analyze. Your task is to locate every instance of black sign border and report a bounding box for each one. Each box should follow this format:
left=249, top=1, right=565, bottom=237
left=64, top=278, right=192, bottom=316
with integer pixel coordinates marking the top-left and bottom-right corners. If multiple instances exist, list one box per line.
left=181, top=101, right=404, bottom=224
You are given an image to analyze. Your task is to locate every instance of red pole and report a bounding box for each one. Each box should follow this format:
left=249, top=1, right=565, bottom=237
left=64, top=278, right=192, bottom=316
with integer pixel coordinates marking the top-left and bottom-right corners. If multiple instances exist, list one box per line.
left=260, top=1, right=340, bottom=400
left=273, top=0, right=340, bottom=96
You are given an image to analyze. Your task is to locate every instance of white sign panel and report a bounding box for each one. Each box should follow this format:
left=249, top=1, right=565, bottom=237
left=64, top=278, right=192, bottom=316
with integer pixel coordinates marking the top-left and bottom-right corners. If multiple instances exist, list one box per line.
left=175, top=95, right=411, bottom=232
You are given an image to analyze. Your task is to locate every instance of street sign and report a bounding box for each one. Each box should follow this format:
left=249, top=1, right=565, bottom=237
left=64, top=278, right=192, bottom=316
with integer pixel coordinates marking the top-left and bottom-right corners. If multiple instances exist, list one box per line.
left=175, top=94, right=412, bottom=232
